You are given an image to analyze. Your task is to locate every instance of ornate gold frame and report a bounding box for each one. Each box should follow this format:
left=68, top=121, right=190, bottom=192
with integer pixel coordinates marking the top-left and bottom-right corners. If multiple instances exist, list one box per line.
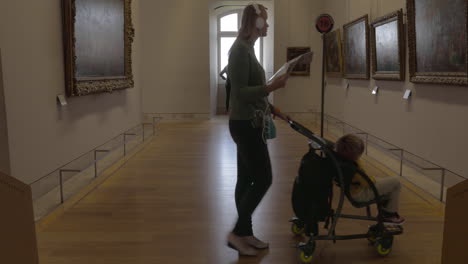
left=407, top=0, right=467, bottom=85
left=62, top=0, right=135, bottom=97
left=324, top=29, right=343, bottom=78
left=343, top=15, right=370, bottom=80
left=370, top=10, right=405, bottom=81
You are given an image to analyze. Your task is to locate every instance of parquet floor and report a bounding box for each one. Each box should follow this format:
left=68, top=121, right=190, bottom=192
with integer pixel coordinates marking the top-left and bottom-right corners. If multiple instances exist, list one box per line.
left=37, top=117, right=445, bottom=264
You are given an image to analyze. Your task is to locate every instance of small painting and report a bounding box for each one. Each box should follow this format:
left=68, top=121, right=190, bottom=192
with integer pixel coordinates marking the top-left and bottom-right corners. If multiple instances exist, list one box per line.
left=324, top=29, right=343, bottom=77
left=287, top=47, right=311, bottom=76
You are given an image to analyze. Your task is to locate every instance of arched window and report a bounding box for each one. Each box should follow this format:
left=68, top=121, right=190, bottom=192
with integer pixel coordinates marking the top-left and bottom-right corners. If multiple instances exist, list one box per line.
left=218, top=10, right=262, bottom=79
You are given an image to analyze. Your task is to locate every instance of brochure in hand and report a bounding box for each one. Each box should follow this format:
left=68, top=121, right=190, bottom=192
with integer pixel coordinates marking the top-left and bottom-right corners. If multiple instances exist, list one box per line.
left=267, top=51, right=314, bottom=85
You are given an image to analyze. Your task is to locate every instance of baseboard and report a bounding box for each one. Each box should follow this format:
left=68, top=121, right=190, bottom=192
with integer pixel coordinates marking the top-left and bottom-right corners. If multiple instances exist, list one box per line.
left=144, top=112, right=210, bottom=121
left=34, top=136, right=153, bottom=232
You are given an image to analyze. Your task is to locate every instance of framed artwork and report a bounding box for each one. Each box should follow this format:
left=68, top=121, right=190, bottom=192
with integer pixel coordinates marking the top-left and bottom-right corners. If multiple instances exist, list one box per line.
left=407, top=0, right=467, bottom=85
left=324, top=29, right=343, bottom=77
left=287, top=47, right=311, bottom=76
left=343, top=15, right=370, bottom=79
left=62, top=0, right=135, bottom=97
left=370, top=10, right=405, bottom=81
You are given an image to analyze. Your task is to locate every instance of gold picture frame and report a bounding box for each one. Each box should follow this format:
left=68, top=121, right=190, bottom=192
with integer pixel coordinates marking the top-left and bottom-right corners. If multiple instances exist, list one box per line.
left=343, top=15, right=370, bottom=79
left=62, top=0, right=135, bottom=97
left=407, top=0, right=467, bottom=85
left=324, top=29, right=343, bottom=78
left=370, top=10, right=405, bottom=81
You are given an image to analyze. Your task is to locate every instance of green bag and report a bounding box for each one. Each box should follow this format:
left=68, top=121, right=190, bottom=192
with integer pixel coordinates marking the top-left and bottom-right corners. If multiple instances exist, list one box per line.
left=264, top=115, right=276, bottom=140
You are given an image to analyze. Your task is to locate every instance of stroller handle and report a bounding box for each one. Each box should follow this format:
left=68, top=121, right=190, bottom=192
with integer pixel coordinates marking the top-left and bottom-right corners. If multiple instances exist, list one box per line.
left=288, top=119, right=328, bottom=148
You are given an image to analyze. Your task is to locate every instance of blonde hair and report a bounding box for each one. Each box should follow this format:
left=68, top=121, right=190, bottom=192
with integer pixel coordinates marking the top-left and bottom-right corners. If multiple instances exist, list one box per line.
left=237, top=4, right=267, bottom=41
left=335, top=134, right=365, bottom=161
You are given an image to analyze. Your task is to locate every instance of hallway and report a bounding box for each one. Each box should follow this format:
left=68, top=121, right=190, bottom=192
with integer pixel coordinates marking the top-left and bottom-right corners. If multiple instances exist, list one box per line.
left=36, top=118, right=445, bottom=264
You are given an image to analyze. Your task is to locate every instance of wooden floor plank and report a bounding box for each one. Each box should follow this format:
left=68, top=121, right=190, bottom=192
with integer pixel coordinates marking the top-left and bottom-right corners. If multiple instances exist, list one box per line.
left=37, top=118, right=444, bottom=264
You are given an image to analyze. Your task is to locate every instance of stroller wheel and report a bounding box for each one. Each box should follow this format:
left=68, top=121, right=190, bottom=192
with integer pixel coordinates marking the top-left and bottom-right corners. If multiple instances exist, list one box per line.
left=291, top=222, right=305, bottom=235
left=375, top=237, right=393, bottom=257
left=367, top=226, right=378, bottom=245
left=298, top=240, right=315, bottom=263
left=299, top=250, right=313, bottom=263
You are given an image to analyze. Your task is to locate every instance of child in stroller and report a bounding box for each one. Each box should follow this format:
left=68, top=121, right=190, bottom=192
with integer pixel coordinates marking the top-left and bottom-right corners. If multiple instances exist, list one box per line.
left=335, top=134, right=405, bottom=225
left=287, top=119, right=405, bottom=261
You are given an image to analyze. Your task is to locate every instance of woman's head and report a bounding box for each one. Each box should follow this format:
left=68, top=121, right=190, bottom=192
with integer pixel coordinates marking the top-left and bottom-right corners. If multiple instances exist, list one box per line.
left=335, top=134, right=365, bottom=161
left=238, top=4, right=269, bottom=41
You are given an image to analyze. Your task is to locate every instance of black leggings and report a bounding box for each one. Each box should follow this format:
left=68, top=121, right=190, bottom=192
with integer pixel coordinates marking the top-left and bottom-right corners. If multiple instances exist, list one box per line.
left=229, top=120, right=272, bottom=236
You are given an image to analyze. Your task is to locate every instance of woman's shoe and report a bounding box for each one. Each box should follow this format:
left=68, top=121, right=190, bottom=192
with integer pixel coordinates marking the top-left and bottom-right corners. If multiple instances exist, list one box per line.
left=243, top=236, right=269, bottom=249
left=227, top=233, right=258, bottom=256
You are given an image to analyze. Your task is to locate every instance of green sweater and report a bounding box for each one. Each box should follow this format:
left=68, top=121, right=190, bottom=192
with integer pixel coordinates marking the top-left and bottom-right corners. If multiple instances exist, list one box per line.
left=228, top=39, right=270, bottom=120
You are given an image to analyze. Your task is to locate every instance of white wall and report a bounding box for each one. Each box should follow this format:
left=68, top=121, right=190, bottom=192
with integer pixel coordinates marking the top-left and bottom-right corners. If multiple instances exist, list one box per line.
left=0, top=49, right=10, bottom=175
left=140, top=0, right=211, bottom=115
left=323, top=0, right=468, bottom=178
left=273, top=0, right=324, bottom=113
left=0, top=0, right=143, bottom=184
left=209, top=5, right=219, bottom=116
left=141, top=0, right=323, bottom=117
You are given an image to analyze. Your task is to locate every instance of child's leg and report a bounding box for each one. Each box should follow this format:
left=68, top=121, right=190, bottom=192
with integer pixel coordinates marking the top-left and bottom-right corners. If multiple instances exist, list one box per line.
left=352, top=176, right=401, bottom=213
left=373, top=177, right=401, bottom=213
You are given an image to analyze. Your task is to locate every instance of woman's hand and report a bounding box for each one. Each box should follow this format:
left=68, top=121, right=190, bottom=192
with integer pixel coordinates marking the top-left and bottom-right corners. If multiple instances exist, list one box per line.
left=266, top=74, right=289, bottom=93
left=271, top=105, right=290, bottom=122
left=275, top=112, right=290, bottom=122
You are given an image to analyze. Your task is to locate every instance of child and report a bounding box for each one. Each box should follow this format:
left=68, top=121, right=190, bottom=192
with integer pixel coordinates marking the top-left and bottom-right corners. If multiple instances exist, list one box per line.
left=335, top=134, right=405, bottom=225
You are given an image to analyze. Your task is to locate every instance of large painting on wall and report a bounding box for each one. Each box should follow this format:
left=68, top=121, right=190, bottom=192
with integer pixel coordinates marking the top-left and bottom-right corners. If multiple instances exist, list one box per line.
left=407, top=0, right=467, bottom=85
left=371, top=10, right=405, bottom=81
left=62, top=0, right=135, bottom=96
left=324, top=29, right=343, bottom=77
left=343, top=15, right=370, bottom=79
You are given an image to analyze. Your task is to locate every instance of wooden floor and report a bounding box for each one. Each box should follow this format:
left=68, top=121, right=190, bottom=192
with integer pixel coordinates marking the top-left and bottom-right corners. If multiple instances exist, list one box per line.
left=37, top=118, right=445, bottom=264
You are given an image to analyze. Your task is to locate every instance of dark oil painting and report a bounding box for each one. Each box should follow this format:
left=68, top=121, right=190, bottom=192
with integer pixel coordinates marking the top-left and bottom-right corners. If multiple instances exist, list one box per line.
left=75, top=0, right=125, bottom=78
left=415, top=0, right=466, bottom=73
left=344, top=15, right=369, bottom=79
left=325, top=29, right=343, bottom=77
left=375, top=20, right=399, bottom=72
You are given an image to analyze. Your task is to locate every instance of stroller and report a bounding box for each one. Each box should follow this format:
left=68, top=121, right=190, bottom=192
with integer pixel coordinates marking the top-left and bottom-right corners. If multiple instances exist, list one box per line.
left=286, top=119, right=403, bottom=263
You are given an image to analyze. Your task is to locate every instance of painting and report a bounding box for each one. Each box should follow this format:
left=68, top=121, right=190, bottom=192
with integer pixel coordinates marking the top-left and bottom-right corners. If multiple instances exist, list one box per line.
left=324, top=29, right=343, bottom=77
left=407, top=0, right=467, bottom=85
left=371, top=10, right=405, bottom=81
left=287, top=47, right=311, bottom=76
left=343, top=15, right=370, bottom=79
left=62, top=0, right=135, bottom=96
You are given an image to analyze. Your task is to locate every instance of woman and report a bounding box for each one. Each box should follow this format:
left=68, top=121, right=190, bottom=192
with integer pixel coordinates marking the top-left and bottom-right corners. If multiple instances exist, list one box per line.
left=226, top=3, right=291, bottom=256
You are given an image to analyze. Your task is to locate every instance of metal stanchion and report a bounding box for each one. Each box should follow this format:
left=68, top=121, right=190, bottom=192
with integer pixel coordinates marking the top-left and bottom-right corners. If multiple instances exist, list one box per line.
left=94, top=150, right=109, bottom=178
left=59, top=169, right=81, bottom=203
left=123, top=133, right=136, bottom=156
